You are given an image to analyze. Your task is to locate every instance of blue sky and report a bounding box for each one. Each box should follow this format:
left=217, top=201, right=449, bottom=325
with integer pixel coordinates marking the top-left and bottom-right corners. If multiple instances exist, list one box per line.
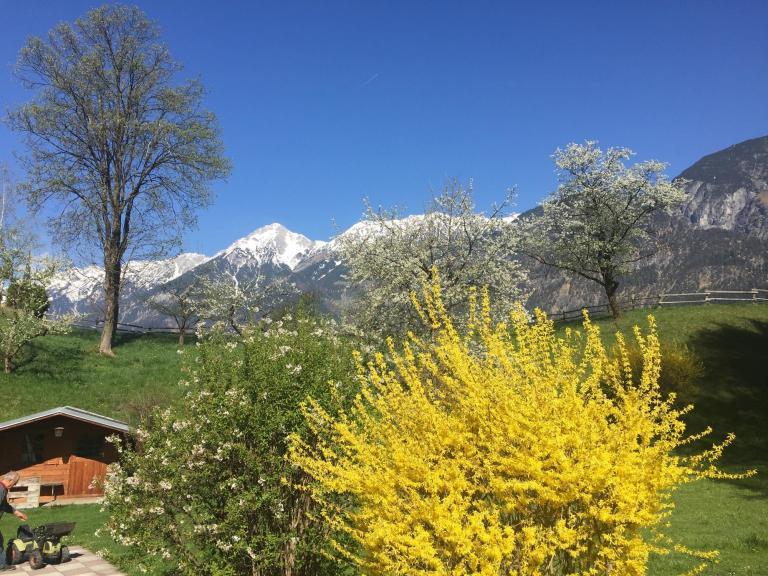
left=2, top=1, right=767, bottom=257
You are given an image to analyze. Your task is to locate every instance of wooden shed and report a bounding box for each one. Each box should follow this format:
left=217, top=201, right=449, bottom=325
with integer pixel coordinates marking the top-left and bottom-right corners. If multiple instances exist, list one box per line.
left=0, top=406, right=129, bottom=507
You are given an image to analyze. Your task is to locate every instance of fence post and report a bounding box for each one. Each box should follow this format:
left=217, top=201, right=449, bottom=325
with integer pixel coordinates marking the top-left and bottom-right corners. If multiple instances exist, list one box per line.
left=753, top=288, right=758, bottom=303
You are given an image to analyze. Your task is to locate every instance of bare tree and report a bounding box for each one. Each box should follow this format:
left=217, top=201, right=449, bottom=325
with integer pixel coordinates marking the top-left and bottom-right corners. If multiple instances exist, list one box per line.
left=147, top=284, right=198, bottom=347
left=194, top=274, right=298, bottom=335
left=0, top=164, right=37, bottom=306
left=0, top=163, right=18, bottom=234
left=7, top=5, right=230, bottom=356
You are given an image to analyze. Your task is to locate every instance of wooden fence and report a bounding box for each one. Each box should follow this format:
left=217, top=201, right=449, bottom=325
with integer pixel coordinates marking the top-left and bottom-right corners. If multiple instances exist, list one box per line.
left=66, top=288, right=768, bottom=332
left=548, top=288, right=768, bottom=323
left=69, top=319, right=183, bottom=334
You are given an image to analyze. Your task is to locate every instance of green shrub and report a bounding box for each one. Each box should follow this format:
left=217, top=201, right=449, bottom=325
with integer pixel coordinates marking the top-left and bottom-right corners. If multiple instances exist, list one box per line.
left=614, top=340, right=703, bottom=402
left=6, top=280, right=50, bottom=317
left=102, top=308, right=359, bottom=575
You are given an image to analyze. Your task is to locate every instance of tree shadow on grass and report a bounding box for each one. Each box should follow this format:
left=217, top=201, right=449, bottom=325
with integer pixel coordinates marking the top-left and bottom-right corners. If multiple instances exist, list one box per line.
left=685, top=319, right=768, bottom=498
left=13, top=335, right=89, bottom=381
left=112, top=331, right=146, bottom=346
left=18, top=330, right=154, bottom=375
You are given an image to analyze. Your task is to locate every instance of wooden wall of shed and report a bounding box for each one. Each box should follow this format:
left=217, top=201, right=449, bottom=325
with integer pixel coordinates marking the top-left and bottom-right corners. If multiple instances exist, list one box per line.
left=0, top=415, right=123, bottom=497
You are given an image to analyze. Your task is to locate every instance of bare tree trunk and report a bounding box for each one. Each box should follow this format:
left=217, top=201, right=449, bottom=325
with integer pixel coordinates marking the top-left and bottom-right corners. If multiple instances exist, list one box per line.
left=4, top=356, right=12, bottom=374
left=284, top=531, right=298, bottom=576
left=604, top=275, right=621, bottom=319
left=228, top=304, right=243, bottom=336
left=99, top=254, right=121, bottom=356
left=178, top=328, right=185, bottom=348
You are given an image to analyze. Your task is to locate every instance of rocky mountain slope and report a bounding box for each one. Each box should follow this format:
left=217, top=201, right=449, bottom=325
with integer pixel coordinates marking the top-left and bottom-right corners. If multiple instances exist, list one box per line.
left=679, top=135, right=768, bottom=239
left=49, top=136, right=768, bottom=325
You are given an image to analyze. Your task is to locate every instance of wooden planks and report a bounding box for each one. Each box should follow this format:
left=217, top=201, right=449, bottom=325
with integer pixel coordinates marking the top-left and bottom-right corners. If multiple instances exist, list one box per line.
left=67, top=456, right=107, bottom=495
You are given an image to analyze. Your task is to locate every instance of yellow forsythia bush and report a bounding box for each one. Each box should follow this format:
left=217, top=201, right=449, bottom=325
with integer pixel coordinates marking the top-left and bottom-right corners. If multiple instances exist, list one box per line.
left=289, top=273, right=749, bottom=576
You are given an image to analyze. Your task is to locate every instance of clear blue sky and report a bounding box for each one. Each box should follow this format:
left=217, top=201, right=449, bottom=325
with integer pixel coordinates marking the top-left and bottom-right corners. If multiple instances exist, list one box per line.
left=2, top=1, right=767, bottom=256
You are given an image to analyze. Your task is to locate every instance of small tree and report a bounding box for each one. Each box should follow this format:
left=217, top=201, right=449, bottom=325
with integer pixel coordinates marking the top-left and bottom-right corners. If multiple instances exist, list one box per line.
left=8, top=4, right=230, bottom=356
left=102, top=309, right=358, bottom=575
left=290, top=273, right=751, bottom=576
left=6, top=278, right=50, bottom=318
left=336, top=182, right=524, bottom=340
left=147, top=284, right=198, bottom=347
left=0, top=253, right=73, bottom=374
left=0, top=183, right=73, bottom=373
left=194, top=274, right=297, bottom=335
left=518, top=141, right=686, bottom=318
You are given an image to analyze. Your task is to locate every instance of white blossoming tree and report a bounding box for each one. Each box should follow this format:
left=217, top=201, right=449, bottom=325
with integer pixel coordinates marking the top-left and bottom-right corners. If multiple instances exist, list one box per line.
left=102, top=307, right=358, bottom=575
left=518, top=141, right=686, bottom=318
left=336, top=182, right=525, bottom=340
left=192, top=273, right=298, bottom=336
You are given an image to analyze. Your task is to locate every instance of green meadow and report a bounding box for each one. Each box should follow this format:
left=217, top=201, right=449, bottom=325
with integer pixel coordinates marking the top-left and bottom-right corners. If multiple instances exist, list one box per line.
left=1, top=302, right=766, bottom=575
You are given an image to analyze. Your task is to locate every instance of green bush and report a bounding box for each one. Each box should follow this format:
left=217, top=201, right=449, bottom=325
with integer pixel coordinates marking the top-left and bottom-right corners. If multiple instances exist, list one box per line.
left=6, top=280, right=50, bottom=317
left=102, top=309, right=359, bottom=575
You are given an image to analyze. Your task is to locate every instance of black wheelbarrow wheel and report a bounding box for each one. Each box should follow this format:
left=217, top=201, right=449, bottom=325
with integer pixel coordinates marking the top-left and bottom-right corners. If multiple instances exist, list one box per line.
left=7, top=542, right=23, bottom=565
left=28, top=549, right=44, bottom=570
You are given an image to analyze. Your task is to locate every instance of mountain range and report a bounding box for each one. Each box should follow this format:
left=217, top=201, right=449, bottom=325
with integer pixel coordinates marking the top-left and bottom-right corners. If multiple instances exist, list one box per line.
left=49, top=136, right=768, bottom=326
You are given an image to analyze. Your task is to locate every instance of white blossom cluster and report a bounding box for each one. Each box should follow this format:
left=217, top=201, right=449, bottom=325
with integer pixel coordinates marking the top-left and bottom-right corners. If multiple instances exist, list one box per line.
left=336, top=183, right=526, bottom=341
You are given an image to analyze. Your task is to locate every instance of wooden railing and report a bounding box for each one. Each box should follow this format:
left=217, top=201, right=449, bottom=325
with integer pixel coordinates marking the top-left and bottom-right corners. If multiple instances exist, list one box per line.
left=62, top=288, right=768, bottom=332
left=69, top=319, right=183, bottom=334
left=658, top=289, right=768, bottom=305
left=549, top=288, right=768, bottom=323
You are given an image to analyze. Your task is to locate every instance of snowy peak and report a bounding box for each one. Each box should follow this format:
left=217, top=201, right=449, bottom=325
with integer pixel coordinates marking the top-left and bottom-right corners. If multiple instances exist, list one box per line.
left=217, top=223, right=321, bottom=270
left=124, top=252, right=210, bottom=287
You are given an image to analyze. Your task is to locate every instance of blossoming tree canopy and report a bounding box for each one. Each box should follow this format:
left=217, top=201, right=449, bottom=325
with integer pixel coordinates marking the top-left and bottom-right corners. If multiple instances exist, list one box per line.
left=289, top=270, right=752, bottom=576
left=518, top=141, right=687, bottom=319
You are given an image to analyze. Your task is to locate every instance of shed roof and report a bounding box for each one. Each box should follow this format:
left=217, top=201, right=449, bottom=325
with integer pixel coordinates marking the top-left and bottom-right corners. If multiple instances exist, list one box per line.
left=0, top=406, right=130, bottom=433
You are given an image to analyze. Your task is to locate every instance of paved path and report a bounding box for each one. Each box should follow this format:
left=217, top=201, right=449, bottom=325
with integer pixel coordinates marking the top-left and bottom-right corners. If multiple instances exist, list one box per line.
left=14, top=547, right=124, bottom=575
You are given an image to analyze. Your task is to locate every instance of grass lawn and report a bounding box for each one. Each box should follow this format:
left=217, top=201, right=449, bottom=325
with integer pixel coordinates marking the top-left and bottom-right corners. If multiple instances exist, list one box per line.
left=0, top=329, right=189, bottom=425
left=648, top=472, right=768, bottom=575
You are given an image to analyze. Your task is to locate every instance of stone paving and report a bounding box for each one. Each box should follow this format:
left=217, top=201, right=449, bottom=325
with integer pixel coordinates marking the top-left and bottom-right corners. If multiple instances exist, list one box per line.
left=13, top=547, right=124, bottom=575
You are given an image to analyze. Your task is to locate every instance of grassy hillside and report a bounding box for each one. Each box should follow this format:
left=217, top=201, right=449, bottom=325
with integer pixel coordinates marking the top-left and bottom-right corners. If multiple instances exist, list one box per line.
left=0, top=329, right=188, bottom=425
left=585, top=302, right=768, bottom=463
left=0, top=303, right=766, bottom=575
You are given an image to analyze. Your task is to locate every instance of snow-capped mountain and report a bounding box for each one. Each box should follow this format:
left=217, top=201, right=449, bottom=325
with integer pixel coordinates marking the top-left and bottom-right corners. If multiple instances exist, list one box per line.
left=48, top=265, right=104, bottom=315
left=49, top=252, right=209, bottom=317
left=214, top=223, right=324, bottom=270
left=168, top=223, right=327, bottom=303
left=47, top=215, right=526, bottom=326
left=48, top=223, right=333, bottom=325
